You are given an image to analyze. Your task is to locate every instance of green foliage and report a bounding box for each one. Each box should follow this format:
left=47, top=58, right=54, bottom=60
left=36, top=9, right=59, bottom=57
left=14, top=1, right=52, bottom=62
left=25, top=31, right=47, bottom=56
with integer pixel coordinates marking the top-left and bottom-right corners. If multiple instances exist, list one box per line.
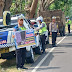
left=48, top=0, right=72, bottom=16
left=10, top=0, right=72, bottom=17
left=48, top=3, right=55, bottom=10
left=10, top=0, right=27, bottom=15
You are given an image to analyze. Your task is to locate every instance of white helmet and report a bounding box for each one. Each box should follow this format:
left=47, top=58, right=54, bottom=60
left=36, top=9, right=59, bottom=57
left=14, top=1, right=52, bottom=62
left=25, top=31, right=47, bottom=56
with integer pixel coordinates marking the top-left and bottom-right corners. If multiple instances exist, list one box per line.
left=40, top=16, right=43, bottom=22
left=36, top=16, right=43, bottom=22
left=18, top=14, right=24, bottom=20
left=52, top=16, right=56, bottom=19
left=36, top=17, right=41, bottom=21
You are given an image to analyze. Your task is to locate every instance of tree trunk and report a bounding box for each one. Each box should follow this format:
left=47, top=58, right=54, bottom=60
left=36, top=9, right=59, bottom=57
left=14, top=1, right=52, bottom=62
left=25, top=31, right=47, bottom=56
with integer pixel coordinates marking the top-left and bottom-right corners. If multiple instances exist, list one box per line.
left=25, top=0, right=54, bottom=18
left=44, top=0, right=55, bottom=10
left=24, top=0, right=33, bottom=18
left=0, top=0, right=4, bottom=17
left=0, top=0, right=12, bottom=17
left=29, top=0, right=38, bottom=18
left=3, top=0, right=12, bottom=11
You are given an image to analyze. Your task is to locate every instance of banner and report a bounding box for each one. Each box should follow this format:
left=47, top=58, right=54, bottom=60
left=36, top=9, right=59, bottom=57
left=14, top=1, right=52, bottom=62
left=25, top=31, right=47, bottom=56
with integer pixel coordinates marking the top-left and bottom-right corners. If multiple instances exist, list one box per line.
left=15, top=29, right=36, bottom=49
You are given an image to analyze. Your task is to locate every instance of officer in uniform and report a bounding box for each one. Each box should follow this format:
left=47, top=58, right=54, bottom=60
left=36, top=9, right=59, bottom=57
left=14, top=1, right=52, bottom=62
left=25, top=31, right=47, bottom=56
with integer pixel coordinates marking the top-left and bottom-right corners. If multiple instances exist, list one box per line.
left=12, top=15, right=28, bottom=70
left=49, top=16, right=58, bottom=47
left=66, top=17, right=71, bottom=33
left=35, top=16, right=47, bottom=53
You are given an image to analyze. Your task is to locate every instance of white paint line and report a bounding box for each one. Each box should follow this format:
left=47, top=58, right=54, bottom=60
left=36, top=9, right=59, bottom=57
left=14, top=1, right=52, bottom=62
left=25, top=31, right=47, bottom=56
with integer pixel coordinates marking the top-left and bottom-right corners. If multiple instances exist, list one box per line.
left=57, top=36, right=66, bottom=44
left=31, top=35, right=67, bottom=72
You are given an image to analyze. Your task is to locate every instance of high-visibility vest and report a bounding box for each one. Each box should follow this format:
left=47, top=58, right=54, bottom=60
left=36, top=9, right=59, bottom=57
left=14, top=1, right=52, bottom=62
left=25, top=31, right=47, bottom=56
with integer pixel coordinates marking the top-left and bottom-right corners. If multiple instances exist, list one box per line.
left=68, top=20, right=71, bottom=24
left=19, top=26, right=26, bottom=30
left=39, top=22, right=47, bottom=35
left=14, top=25, right=26, bottom=31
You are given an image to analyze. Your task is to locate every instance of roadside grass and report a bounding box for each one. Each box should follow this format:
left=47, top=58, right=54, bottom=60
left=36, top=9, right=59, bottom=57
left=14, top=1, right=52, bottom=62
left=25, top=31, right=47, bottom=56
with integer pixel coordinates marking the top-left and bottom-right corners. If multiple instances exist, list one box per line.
left=0, top=54, right=40, bottom=72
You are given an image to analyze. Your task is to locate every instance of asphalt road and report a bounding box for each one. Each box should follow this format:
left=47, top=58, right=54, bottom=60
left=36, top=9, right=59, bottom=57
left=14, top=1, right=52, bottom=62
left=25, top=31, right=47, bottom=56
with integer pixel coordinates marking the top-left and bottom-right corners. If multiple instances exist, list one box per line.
left=25, top=32, right=72, bottom=72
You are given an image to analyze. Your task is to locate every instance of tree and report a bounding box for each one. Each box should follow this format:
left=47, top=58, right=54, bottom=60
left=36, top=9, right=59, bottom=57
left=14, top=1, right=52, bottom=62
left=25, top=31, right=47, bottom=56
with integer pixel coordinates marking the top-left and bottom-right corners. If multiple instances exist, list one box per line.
left=0, top=0, right=56, bottom=18
left=4, top=0, right=12, bottom=11
left=48, top=0, right=72, bottom=16
left=29, top=0, right=38, bottom=18
left=0, top=0, right=4, bottom=17
left=24, top=0, right=38, bottom=19
left=0, top=0, right=12, bottom=17
left=39, top=0, right=55, bottom=11
left=1, top=0, right=68, bottom=18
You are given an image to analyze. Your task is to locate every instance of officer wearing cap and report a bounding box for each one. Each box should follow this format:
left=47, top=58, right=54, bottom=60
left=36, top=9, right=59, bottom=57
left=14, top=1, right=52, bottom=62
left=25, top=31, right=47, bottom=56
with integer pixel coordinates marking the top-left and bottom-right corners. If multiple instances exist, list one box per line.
left=35, top=16, right=47, bottom=53
left=12, top=14, right=28, bottom=70
left=49, top=16, right=58, bottom=47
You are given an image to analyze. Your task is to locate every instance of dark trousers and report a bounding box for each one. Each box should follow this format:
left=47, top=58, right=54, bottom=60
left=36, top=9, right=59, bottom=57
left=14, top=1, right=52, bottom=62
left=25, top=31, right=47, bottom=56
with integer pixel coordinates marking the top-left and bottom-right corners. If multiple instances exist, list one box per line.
left=52, top=32, right=57, bottom=46
left=40, top=34, right=45, bottom=52
left=16, top=48, right=26, bottom=68
left=68, top=24, right=70, bottom=33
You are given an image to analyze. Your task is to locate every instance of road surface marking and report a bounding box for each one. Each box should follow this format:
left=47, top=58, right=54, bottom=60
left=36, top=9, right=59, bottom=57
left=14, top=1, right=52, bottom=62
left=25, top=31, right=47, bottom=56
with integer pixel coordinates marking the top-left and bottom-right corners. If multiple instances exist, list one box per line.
left=31, top=35, right=67, bottom=72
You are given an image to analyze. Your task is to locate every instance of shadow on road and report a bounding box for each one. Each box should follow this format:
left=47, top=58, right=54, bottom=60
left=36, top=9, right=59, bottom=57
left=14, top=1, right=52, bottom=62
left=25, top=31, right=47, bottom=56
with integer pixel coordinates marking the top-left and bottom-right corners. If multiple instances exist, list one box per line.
left=28, top=52, right=61, bottom=72
left=67, top=33, right=72, bottom=36
left=58, top=44, right=72, bottom=48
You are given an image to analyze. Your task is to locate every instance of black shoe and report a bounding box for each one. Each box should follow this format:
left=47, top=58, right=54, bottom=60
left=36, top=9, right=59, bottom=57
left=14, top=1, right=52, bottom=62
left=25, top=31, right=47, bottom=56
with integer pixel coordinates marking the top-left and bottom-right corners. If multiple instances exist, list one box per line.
left=42, top=51, right=46, bottom=54
left=52, top=45, right=57, bottom=47
left=21, top=67, right=28, bottom=70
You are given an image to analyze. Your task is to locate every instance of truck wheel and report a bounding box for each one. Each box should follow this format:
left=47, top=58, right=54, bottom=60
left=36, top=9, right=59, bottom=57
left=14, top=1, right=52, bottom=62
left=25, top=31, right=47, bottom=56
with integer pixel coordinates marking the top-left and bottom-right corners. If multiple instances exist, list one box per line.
left=26, top=47, right=34, bottom=63
left=34, top=46, right=42, bottom=55
left=1, top=51, right=15, bottom=60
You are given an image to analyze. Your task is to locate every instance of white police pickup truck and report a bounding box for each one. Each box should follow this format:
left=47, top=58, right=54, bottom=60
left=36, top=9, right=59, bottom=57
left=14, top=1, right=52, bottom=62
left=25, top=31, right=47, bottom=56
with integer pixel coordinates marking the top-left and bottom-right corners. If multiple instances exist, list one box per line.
left=0, top=11, right=34, bottom=63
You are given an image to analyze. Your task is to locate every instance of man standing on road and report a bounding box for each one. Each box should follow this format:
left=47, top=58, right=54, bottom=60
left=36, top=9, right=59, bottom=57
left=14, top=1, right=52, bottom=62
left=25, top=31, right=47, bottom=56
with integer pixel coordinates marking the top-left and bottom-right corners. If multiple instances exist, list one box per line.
left=12, top=14, right=28, bottom=70
left=49, top=16, right=58, bottom=47
left=35, top=16, right=47, bottom=53
left=66, top=17, right=71, bottom=33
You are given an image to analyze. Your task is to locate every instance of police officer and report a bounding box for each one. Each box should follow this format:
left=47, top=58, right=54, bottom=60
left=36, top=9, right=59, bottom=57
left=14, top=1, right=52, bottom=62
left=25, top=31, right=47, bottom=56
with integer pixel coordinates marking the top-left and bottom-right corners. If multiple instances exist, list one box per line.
left=66, top=17, right=71, bottom=33
left=35, top=16, right=47, bottom=53
left=12, top=14, right=28, bottom=70
left=49, top=16, right=58, bottom=47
